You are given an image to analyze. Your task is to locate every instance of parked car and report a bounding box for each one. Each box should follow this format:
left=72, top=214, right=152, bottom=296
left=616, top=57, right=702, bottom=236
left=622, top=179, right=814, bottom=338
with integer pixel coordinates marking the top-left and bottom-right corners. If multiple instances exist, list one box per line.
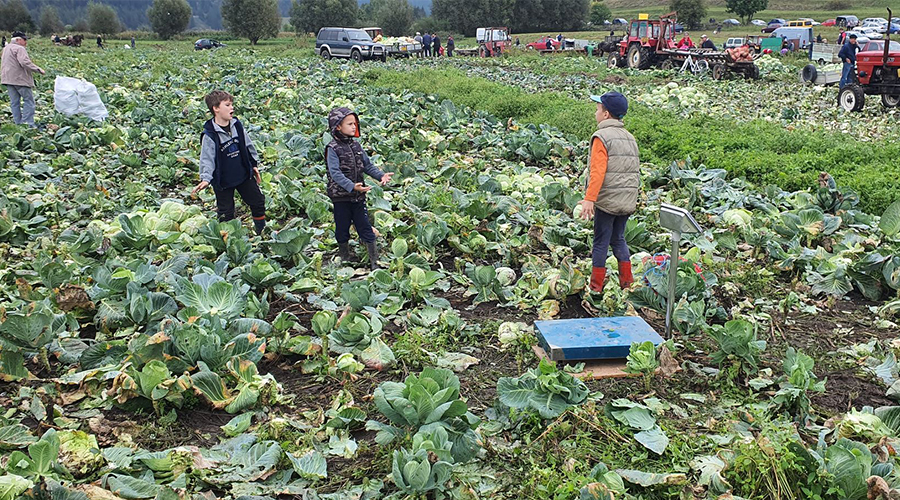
left=788, top=19, right=813, bottom=27
left=835, top=15, right=859, bottom=28
left=762, top=24, right=782, bottom=33
left=723, top=18, right=741, bottom=26
left=526, top=36, right=561, bottom=50
left=751, top=19, right=767, bottom=26
left=862, top=17, right=888, bottom=25
left=799, top=18, right=820, bottom=25
left=860, top=39, right=900, bottom=52
left=316, top=27, right=386, bottom=62
left=194, top=39, right=224, bottom=50
left=847, top=29, right=879, bottom=41
left=857, top=26, right=886, bottom=38
left=725, top=37, right=746, bottom=48
left=822, top=19, right=837, bottom=26
left=674, top=23, right=685, bottom=33
left=768, top=19, right=787, bottom=26
left=613, top=18, right=628, bottom=25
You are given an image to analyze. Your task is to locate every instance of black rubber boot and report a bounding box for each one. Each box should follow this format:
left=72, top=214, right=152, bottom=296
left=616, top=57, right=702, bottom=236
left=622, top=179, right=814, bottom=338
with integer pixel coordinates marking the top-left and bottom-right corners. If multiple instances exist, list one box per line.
left=338, top=242, right=351, bottom=262
left=364, top=240, right=380, bottom=270
left=253, top=219, right=266, bottom=236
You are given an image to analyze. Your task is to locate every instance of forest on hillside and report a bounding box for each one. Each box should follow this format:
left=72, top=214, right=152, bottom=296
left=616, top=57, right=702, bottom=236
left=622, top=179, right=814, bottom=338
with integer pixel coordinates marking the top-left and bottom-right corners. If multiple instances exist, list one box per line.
left=19, top=0, right=432, bottom=30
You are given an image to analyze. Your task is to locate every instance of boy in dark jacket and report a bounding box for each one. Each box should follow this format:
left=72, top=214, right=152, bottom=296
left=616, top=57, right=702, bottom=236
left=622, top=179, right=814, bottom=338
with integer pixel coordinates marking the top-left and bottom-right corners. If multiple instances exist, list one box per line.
left=326, top=107, right=393, bottom=269
left=192, top=90, right=267, bottom=234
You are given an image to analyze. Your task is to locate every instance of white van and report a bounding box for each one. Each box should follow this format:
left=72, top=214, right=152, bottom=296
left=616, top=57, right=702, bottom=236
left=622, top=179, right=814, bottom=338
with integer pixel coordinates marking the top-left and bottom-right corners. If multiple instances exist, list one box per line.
left=772, top=26, right=814, bottom=49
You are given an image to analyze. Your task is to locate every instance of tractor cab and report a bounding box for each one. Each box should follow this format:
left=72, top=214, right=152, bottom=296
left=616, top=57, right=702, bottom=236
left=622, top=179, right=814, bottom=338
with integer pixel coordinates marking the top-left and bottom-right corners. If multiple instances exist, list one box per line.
left=476, top=27, right=511, bottom=57
left=612, top=13, right=678, bottom=69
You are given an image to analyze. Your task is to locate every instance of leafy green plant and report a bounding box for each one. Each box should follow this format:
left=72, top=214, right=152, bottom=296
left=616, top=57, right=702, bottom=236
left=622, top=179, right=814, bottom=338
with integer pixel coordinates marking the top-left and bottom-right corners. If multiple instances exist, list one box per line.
left=773, top=347, right=826, bottom=423
left=367, top=367, right=479, bottom=463
left=191, top=358, right=279, bottom=414
left=391, top=447, right=453, bottom=496
left=6, top=430, right=65, bottom=481
left=623, top=341, right=659, bottom=392
left=708, top=319, right=766, bottom=384
left=109, top=360, right=191, bottom=414
left=497, top=359, right=589, bottom=419
left=0, top=302, right=68, bottom=376
left=175, top=274, right=248, bottom=323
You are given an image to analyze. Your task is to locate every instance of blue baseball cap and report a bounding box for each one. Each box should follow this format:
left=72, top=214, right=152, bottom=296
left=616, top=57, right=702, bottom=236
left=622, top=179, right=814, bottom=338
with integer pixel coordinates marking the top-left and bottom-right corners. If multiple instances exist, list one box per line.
left=590, top=92, right=628, bottom=118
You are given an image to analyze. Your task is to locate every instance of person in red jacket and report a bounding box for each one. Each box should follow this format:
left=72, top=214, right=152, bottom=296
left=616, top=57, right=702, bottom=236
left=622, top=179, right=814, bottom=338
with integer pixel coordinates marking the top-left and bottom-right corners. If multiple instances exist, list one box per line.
left=677, top=33, right=695, bottom=49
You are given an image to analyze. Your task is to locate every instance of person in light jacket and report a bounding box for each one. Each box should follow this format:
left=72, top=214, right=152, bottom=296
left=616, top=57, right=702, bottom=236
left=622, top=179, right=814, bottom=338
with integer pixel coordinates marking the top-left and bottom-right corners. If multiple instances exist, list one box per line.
left=1, top=31, right=46, bottom=127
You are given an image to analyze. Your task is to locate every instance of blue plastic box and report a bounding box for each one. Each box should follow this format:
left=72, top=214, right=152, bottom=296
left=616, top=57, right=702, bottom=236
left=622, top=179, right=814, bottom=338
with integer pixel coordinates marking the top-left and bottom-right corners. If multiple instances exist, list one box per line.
left=534, top=317, right=663, bottom=361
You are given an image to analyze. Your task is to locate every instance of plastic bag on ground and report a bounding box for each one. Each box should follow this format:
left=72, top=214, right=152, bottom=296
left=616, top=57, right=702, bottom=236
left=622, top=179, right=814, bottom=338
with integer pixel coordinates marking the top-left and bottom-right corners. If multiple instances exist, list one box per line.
left=54, top=76, right=109, bottom=121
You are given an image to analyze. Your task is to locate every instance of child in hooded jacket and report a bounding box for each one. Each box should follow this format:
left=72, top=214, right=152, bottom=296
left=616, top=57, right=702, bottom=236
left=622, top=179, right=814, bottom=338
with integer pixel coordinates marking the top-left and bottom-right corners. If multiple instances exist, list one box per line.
left=325, top=107, right=393, bottom=269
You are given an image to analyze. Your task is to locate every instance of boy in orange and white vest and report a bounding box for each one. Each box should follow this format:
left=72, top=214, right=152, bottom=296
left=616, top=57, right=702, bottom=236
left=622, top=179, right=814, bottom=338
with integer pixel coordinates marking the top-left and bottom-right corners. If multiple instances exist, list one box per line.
left=577, top=92, right=640, bottom=293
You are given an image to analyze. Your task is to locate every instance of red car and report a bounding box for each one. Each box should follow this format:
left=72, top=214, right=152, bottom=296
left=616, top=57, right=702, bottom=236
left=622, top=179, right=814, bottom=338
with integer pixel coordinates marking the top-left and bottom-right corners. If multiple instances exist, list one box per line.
left=822, top=18, right=836, bottom=26
left=527, top=36, right=562, bottom=50
left=761, top=23, right=782, bottom=33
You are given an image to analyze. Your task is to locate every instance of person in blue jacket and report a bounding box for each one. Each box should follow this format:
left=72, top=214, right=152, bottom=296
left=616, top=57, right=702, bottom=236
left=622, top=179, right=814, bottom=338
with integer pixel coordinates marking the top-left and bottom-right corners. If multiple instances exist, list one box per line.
left=838, top=33, right=858, bottom=88
left=422, top=32, right=432, bottom=57
left=193, top=90, right=267, bottom=235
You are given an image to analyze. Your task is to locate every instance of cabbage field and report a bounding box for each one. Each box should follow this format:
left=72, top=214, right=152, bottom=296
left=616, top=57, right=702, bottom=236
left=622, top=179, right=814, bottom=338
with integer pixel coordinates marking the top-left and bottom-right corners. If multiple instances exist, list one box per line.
left=2, top=42, right=900, bottom=500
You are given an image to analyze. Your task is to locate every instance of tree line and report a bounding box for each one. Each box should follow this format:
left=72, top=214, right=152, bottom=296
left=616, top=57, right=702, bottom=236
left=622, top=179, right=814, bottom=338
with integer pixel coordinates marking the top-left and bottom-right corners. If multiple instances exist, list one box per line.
left=2, top=0, right=771, bottom=47
left=290, top=0, right=596, bottom=37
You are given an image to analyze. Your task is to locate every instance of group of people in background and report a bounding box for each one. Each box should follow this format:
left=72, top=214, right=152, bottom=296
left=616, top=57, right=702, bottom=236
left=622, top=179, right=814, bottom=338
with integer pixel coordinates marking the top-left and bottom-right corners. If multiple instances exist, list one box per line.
left=414, top=32, right=454, bottom=57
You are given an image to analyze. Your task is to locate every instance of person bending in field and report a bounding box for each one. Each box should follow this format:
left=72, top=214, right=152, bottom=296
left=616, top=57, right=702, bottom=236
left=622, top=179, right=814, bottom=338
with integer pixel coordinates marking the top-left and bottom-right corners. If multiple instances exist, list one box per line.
left=577, top=92, right=640, bottom=293
left=325, top=107, right=393, bottom=270
left=192, top=90, right=267, bottom=235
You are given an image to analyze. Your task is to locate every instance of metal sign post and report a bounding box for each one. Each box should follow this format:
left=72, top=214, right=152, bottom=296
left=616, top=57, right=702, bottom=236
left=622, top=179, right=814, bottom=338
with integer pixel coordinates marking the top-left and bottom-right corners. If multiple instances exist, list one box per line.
left=658, top=204, right=702, bottom=338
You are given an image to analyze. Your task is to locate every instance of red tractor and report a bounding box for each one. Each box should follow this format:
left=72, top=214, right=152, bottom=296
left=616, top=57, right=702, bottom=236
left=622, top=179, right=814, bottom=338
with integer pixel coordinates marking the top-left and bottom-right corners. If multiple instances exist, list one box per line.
left=608, top=13, right=678, bottom=69
left=838, top=9, right=900, bottom=111
left=477, top=27, right=511, bottom=57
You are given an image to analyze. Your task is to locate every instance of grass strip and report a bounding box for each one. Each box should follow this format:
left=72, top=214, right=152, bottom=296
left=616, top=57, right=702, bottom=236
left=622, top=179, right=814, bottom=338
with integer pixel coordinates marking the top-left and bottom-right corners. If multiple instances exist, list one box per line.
left=362, top=66, right=900, bottom=213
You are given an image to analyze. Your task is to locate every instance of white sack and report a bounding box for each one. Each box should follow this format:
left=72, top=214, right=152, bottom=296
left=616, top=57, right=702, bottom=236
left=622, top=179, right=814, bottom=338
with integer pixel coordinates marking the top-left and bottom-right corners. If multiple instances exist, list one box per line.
left=54, top=76, right=109, bottom=121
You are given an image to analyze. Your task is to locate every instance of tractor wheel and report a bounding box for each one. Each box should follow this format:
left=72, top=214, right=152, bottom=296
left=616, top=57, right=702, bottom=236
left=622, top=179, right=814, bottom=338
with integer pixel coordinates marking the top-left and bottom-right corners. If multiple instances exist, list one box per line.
left=801, top=64, right=817, bottom=84
left=745, top=64, right=760, bottom=80
left=607, top=52, right=622, bottom=69
left=882, top=94, right=900, bottom=108
left=838, top=84, right=865, bottom=112
left=660, top=59, right=676, bottom=70
left=320, top=48, right=332, bottom=60
left=351, top=49, right=363, bottom=63
left=712, top=63, right=727, bottom=80
left=627, top=44, right=651, bottom=69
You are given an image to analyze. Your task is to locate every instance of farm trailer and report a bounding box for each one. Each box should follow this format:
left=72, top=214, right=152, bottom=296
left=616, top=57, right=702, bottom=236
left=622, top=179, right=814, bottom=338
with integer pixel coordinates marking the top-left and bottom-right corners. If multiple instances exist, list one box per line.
left=606, top=13, right=760, bottom=79
left=362, top=28, right=422, bottom=58
left=810, top=42, right=841, bottom=65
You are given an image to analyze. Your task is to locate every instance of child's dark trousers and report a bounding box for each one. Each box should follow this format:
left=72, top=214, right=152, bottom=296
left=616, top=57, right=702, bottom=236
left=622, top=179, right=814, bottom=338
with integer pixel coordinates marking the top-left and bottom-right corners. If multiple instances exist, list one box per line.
left=333, top=201, right=376, bottom=244
left=592, top=210, right=630, bottom=268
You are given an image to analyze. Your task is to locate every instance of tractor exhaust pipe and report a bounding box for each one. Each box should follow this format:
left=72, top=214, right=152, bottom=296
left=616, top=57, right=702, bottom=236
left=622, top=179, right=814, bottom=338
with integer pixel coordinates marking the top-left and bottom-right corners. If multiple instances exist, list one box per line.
left=885, top=8, right=892, bottom=71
